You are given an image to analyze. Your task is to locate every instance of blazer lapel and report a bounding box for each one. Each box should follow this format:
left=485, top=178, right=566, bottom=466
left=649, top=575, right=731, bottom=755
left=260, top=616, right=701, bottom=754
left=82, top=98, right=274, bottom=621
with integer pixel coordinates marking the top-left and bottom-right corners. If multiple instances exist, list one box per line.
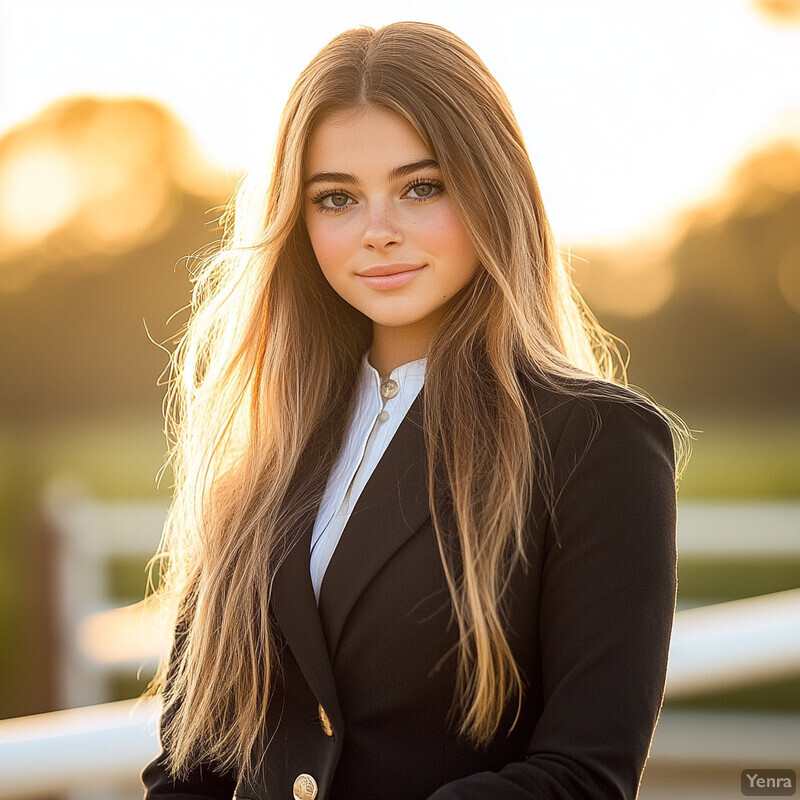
left=271, top=484, right=343, bottom=734
left=317, top=390, right=432, bottom=658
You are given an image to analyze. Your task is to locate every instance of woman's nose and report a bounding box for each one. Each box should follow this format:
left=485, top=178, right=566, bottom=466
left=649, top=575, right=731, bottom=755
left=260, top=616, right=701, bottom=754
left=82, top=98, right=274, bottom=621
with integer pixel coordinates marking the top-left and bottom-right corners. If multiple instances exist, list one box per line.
left=360, top=200, right=403, bottom=251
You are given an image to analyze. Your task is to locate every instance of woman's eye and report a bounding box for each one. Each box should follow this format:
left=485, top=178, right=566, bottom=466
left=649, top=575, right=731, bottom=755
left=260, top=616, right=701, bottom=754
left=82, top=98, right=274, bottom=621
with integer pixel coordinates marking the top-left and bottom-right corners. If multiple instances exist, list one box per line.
left=405, top=180, right=442, bottom=200
left=311, top=190, right=354, bottom=213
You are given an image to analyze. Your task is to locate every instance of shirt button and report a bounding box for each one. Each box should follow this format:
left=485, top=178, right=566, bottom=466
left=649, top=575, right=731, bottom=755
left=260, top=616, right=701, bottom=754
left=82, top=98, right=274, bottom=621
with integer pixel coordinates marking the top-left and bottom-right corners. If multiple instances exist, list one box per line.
left=378, top=410, right=390, bottom=423
left=380, top=378, right=399, bottom=400
left=293, top=773, right=318, bottom=800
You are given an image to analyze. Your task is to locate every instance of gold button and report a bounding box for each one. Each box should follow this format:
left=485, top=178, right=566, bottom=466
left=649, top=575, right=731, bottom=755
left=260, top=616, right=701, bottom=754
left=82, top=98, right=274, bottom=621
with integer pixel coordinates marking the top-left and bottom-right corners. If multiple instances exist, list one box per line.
left=318, top=703, right=333, bottom=737
left=293, top=773, right=318, bottom=800
left=380, top=378, right=398, bottom=400
left=319, top=706, right=333, bottom=736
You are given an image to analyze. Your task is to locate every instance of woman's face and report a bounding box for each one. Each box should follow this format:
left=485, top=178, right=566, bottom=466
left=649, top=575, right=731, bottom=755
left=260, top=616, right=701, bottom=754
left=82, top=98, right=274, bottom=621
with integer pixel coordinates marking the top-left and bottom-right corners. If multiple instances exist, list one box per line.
left=303, top=106, right=480, bottom=346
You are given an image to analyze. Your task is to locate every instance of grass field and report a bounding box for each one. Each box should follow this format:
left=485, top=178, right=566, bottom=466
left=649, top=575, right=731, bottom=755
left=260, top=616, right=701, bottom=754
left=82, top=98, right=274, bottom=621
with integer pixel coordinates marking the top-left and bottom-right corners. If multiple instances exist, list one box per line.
left=677, top=415, right=800, bottom=499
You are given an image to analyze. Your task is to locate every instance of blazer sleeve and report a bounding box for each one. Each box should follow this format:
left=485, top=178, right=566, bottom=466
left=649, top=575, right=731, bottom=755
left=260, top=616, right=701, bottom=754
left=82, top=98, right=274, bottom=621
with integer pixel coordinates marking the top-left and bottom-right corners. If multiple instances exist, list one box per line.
left=140, top=616, right=238, bottom=799
left=425, top=395, right=678, bottom=800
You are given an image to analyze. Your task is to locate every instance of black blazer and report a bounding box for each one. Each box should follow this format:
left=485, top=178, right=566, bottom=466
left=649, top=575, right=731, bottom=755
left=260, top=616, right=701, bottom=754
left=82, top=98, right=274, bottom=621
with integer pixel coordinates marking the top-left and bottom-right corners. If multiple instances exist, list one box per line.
left=142, top=376, right=677, bottom=800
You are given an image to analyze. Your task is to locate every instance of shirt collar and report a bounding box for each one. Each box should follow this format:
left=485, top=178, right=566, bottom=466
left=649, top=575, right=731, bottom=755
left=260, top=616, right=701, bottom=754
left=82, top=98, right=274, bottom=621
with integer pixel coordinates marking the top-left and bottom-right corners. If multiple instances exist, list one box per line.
left=358, top=350, right=427, bottom=404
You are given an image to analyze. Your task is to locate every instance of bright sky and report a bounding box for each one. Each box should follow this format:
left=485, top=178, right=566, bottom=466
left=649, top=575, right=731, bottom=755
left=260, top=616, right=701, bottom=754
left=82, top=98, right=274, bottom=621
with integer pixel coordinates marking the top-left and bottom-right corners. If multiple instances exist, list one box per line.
left=1, top=0, right=798, bottom=245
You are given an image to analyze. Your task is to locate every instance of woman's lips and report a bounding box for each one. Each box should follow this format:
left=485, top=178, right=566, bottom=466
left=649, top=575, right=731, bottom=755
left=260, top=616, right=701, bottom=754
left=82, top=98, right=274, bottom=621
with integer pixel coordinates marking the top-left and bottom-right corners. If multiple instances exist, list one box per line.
left=357, top=265, right=426, bottom=290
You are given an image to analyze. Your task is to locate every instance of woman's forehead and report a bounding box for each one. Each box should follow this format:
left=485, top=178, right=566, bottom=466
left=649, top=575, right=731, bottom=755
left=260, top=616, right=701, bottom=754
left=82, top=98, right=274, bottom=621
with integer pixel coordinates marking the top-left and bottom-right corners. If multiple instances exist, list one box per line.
left=304, top=107, right=434, bottom=180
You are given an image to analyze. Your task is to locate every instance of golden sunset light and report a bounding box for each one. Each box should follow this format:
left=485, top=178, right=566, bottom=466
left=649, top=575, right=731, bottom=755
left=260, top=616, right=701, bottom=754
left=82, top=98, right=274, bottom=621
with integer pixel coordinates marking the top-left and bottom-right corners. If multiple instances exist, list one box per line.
left=0, top=5, right=798, bottom=799
left=0, top=97, right=230, bottom=292
left=754, top=0, right=800, bottom=24
left=1, top=1, right=798, bottom=246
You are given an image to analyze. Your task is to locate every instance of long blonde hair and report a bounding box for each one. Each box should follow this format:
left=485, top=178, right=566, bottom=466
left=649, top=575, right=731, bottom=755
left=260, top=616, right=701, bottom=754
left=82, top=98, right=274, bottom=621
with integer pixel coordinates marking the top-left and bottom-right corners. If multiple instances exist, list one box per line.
left=149, top=21, right=689, bottom=778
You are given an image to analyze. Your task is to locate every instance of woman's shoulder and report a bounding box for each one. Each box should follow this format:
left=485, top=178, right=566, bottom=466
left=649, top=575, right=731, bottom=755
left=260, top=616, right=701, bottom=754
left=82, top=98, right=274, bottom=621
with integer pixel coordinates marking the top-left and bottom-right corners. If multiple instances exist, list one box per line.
left=518, top=365, right=675, bottom=459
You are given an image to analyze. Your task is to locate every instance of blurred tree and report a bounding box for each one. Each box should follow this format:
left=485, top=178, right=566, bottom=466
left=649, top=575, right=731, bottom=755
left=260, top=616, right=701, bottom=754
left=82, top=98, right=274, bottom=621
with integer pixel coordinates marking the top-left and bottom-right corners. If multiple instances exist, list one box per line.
left=0, top=96, right=233, bottom=421
left=574, top=140, right=800, bottom=416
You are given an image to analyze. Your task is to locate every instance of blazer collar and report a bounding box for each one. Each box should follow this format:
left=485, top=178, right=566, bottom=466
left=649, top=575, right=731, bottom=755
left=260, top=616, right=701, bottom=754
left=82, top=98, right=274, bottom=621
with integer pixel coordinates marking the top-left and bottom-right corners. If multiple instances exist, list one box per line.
left=317, top=390, right=431, bottom=657
left=271, top=390, right=431, bottom=714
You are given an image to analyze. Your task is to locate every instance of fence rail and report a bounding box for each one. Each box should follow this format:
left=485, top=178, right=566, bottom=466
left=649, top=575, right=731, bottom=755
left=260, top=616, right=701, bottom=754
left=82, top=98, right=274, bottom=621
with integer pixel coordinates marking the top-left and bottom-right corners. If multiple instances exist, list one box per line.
left=0, top=699, right=160, bottom=798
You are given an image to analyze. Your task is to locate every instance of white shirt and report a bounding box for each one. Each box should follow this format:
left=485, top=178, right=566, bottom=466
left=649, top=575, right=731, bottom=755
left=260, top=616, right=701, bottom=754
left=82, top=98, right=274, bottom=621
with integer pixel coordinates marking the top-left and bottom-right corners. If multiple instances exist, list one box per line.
left=309, top=352, right=427, bottom=601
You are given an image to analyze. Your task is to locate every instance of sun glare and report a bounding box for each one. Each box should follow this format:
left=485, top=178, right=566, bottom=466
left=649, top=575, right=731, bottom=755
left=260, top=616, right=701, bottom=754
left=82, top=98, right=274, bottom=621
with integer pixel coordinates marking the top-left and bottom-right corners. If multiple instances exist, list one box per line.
left=0, top=139, right=81, bottom=246
left=753, top=0, right=800, bottom=24
left=0, top=96, right=231, bottom=293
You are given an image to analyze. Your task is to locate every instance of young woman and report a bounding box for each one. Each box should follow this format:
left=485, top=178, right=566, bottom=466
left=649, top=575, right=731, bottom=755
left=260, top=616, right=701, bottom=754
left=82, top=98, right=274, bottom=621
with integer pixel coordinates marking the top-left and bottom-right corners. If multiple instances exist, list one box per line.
left=141, top=21, right=688, bottom=800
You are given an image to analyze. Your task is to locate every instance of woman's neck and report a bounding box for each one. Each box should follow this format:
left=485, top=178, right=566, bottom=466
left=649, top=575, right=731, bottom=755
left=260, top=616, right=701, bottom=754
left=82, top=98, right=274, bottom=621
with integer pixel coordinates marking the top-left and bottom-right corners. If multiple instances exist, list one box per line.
left=368, top=324, right=431, bottom=378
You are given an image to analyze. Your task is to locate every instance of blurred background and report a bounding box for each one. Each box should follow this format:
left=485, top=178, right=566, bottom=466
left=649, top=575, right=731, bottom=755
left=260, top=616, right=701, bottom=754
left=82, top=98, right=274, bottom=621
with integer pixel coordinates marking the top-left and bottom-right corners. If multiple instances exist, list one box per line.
left=0, top=0, right=798, bottom=797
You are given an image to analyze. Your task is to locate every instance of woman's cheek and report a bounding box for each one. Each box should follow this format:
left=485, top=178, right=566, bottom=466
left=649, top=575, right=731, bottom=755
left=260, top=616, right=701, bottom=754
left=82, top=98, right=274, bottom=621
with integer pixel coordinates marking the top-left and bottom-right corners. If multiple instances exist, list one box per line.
left=307, top=218, right=355, bottom=270
left=424, top=205, right=477, bottom=263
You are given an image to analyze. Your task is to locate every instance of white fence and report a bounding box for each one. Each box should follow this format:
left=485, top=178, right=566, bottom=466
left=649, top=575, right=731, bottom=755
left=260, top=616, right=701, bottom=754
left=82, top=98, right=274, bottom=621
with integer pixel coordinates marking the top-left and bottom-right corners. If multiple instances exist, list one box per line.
left=44, top=477, right=169, bottom=709
left=0, top=700, right=160, bottom=798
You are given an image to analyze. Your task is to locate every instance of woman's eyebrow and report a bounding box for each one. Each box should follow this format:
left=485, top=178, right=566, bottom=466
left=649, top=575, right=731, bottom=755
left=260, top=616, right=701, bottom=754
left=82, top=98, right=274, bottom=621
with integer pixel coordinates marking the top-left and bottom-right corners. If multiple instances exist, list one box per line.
left=387, top=158, right=440, bottom=181
left=304, top=170, right=355, bottom=188
left=304, top=158, right=440, bottom=188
